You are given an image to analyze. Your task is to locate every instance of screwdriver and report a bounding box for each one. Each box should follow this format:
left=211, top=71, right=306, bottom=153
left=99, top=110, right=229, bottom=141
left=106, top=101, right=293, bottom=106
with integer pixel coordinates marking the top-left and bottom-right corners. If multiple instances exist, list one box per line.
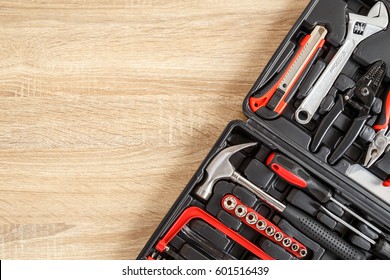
left=266, top=152, right=386, bottom=238
left=266, top=152, right=390, bottom=259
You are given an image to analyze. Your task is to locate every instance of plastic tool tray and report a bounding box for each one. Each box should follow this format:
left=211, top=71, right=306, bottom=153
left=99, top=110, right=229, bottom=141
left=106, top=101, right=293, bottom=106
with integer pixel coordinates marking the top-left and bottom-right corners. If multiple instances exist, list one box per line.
left=138, top=0, right=390, bottom=260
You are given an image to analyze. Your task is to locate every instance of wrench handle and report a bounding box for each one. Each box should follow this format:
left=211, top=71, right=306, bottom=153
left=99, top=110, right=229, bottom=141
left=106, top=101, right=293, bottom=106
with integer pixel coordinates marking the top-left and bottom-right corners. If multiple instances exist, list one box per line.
left=295, top=39, right=356, bottom=124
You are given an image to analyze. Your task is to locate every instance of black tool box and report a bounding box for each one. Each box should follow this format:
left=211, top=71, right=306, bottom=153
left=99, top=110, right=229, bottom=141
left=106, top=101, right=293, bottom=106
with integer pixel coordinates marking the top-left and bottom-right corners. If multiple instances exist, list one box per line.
left=138, top=0, right=390, bottom=260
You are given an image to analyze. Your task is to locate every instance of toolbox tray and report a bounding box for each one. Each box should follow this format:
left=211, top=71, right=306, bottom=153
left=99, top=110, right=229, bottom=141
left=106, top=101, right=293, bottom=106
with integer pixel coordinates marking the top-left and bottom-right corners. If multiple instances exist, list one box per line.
left=138, top=0, right=390, bottom=260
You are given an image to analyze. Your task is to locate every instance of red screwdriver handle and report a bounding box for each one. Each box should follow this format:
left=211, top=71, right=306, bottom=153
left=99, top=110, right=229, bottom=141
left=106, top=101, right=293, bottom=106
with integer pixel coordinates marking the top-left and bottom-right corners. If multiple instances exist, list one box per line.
left=266, top=152, right=332, bottom=203
left=266, top=152, right=308, bottom=188
left=373, top=90, right=390, bottom=131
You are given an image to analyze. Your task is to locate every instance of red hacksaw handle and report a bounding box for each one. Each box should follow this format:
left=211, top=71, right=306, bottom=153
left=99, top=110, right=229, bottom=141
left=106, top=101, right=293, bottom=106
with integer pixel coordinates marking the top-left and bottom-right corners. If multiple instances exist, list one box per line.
left=154, top=206, right=273, bottom=260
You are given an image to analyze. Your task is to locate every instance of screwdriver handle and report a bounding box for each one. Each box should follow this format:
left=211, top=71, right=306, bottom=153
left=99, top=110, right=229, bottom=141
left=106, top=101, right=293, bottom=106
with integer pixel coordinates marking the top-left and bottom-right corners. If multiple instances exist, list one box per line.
left=266, top=152, right=332, bottom=203
left=373, top=90, right=390, bottom=132
left=384, top=177, right=390, bottom=187
left=282, top=205, right=366, bottom=260
left=373, top=239, right=390, bottom=259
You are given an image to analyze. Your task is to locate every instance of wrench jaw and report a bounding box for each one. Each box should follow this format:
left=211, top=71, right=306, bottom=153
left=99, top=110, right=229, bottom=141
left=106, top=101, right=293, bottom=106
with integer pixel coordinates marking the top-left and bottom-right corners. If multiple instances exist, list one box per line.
left=349, top=2, right=389, bottom=33
left=348, top=2, right=388, bottom=40
left=367, top=1, right=389, bottom=28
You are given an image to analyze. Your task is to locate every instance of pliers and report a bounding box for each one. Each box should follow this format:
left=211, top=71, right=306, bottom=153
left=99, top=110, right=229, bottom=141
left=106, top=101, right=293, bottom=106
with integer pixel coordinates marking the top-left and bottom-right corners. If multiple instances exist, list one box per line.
left=310, top=60, right=387, bottom=165
left=364, top=89, right=390, bottom=168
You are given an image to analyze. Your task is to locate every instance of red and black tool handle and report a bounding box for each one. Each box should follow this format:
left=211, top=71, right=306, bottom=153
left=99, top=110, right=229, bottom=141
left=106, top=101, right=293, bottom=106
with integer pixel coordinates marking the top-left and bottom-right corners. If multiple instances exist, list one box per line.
left=221, top=194, right=307, bottom=259
left=150, top=206, right=273, bottom=260
left=266, top=152, right=332, bottom=203
left=249, top=34, right=325, bottom=119
left=374, top=90, right=390, bottom=132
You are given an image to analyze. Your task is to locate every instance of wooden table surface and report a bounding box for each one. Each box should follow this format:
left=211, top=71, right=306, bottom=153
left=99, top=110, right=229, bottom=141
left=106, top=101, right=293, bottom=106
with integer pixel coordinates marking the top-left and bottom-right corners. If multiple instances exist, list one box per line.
left=0, top=0, right=309, bottom=259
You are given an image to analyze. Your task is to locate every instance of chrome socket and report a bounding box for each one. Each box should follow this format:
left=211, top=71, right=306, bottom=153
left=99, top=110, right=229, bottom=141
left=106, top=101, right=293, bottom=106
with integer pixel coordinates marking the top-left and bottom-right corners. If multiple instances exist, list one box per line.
left=291, top=243, right=299, bottom=252
left=265, top=226, right=275, bottom=236
left=300, top=249, right=308, bottom=257
left=235, top=205, right=247, bottom=217
left=274, top=232, right=283, bottom=242
left=282, top=238, right=292, bottom=247
left=245, top=212, right=258, bottom=224
left=223, top=196, right=237, bottom=210
left=256, top=220, right=267, bottom=231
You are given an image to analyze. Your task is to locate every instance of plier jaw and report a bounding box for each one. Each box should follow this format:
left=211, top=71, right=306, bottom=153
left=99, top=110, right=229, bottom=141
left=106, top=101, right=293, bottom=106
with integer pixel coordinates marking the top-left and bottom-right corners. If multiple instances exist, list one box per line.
left=364, top=128, right=390, bottom=168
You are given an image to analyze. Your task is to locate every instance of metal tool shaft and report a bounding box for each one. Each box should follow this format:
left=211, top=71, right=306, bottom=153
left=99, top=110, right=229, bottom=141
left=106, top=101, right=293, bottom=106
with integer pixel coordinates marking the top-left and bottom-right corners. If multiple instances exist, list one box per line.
left=231, top=171, right=286, bottom=212
left=330, top=197, right=384, bottom=236
left=320, top=206, right=376, bottom=245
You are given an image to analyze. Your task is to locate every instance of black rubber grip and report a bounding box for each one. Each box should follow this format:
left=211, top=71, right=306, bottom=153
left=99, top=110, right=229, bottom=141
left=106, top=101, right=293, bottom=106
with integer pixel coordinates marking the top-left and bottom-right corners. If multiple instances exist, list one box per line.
left=373, top=239, right=390, bottom=259
left=328, top=115, right=370, bottom=165
left=282, top=205, right=366, bottom=260
left=311, top=95, right=344, bottom=153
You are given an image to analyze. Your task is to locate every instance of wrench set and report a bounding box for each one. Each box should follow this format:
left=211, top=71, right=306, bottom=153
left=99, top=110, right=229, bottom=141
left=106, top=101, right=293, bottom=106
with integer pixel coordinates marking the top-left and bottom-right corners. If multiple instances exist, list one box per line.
left=138, top=0, right=390, bottom=260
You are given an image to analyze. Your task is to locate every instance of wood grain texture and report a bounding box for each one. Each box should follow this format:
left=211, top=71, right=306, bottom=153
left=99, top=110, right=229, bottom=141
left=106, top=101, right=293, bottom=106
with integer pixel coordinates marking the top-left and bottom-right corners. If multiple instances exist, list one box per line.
left=0, top=0, right=309, bottom=259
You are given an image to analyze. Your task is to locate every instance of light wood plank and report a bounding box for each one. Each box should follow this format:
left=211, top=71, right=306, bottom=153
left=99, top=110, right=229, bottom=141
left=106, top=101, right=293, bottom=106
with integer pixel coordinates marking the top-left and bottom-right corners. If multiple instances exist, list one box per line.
left=0, top=0, right=309, bottom=259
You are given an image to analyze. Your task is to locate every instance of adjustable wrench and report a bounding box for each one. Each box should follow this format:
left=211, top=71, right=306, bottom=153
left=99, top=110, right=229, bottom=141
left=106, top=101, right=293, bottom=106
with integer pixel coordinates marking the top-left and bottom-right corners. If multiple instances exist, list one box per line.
left=295, top=2, right=389, bottom=125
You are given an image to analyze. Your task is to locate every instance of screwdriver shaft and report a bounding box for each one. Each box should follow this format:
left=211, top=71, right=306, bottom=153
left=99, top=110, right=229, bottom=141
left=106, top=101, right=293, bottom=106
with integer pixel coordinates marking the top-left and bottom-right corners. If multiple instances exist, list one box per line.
left=320, top=206, right=376, bottom=245
left=329, top=197, right=384, bottom=236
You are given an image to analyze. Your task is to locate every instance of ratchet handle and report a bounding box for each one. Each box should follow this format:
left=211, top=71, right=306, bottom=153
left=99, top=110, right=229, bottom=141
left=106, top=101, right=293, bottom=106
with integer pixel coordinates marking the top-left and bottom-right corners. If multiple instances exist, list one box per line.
left=282, top=205, right=366, bottom=260
left=373, top=90, right=390, bottom=131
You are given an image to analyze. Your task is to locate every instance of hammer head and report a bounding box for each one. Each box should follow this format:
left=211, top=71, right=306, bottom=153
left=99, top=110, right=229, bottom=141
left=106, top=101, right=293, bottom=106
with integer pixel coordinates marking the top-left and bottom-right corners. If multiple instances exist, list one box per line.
left=193, top=142, right=257, bottom=201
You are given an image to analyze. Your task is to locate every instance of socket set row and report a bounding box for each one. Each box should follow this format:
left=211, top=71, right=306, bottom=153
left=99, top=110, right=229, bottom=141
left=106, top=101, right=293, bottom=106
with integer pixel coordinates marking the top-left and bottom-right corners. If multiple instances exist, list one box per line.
left=138, top=0, right=390, bottom=260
